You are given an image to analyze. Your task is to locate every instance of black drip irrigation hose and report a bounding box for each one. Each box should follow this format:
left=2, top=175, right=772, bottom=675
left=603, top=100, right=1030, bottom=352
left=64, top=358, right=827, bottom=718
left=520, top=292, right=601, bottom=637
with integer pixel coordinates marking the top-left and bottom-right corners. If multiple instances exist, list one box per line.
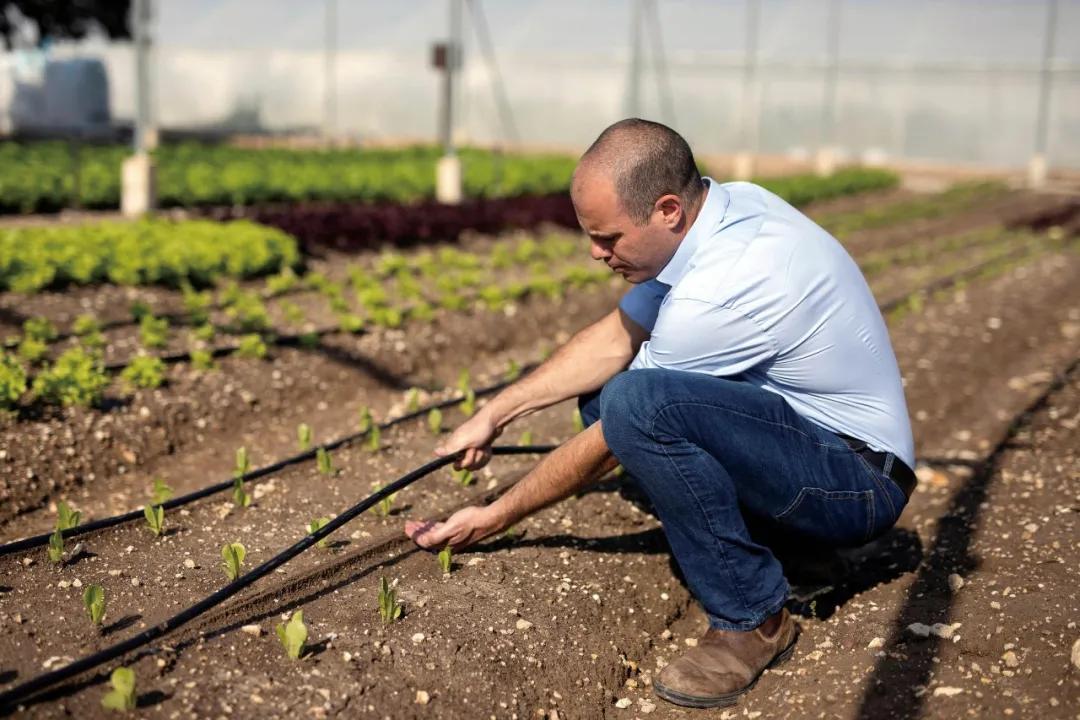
left=0, top=444, right=556, bottom=713
left=0, top=367, right=536, bottom=558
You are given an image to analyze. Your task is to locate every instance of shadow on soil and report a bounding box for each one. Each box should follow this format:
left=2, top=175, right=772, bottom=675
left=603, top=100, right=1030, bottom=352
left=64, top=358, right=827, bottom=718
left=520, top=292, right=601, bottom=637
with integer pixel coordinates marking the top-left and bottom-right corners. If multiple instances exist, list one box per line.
left=853, top=358, right=1078, bottom=720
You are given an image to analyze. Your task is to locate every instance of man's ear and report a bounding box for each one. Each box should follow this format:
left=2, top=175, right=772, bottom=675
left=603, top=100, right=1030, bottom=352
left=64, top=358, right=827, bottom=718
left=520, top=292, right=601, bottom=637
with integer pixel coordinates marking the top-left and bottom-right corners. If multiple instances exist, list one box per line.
left=654, top=194, right=683, bottom=229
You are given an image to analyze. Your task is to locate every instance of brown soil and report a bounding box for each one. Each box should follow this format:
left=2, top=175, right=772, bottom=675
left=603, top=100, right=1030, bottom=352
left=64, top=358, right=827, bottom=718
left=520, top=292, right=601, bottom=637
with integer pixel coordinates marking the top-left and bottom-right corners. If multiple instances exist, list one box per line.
left=0, top=197, right=1078, bottom=719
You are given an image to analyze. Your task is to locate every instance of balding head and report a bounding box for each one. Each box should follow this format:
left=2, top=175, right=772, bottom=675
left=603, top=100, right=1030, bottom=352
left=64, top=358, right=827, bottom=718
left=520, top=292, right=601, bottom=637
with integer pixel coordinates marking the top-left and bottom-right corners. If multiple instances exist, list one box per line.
left=573, top=118, right=703, bottom=226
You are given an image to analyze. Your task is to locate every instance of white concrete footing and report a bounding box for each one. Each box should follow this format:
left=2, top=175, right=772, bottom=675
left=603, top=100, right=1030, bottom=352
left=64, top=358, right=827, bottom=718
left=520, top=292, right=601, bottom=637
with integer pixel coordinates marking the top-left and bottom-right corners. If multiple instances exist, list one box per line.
left=436, top=154, right=463, bottom=205
left=121, top=152, right=157, bottom=217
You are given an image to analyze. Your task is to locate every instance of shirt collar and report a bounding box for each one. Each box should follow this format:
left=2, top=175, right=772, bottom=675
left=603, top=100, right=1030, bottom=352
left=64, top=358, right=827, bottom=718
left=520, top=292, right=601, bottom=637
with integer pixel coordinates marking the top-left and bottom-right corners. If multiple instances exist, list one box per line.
left=654, top=177, right=729, bottom=287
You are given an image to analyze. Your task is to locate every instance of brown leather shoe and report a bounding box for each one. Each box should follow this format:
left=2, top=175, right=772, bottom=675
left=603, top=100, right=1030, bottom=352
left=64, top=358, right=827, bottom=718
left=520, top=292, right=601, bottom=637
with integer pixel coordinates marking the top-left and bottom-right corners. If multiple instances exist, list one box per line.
left=653, top=608, right=799, bottom=708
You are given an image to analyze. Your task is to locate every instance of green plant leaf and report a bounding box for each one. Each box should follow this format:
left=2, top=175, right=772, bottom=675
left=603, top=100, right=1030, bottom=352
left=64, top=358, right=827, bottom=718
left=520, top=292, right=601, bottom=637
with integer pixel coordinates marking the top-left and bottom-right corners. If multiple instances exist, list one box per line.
left=297, top=423, right=312, bottom=451
left=427, top=407, right=442, bottom=435
left=572, top=408, right=585, bottom=433
left=437, top=546, right=452, bottom=574
left=100, top=666, right=136, bottom=711
left=47, top=527, right=64, bottom=564
left=517, top=430, right=534, bottom=446
left=56, top=500, right=81, bottom=531
left=275, top=610, right=308, bottom=660
left=150, top=477, right=174, bottom=505
left=143, top=504, right=165, bottom=537
left=459, top=388, right=476, bottom=417
left=316, top=447, right=334, bottom=476
left=405, top=387, right=420, bottom=413
left=307, top=517, right=331, bottom=549
left=221, top=542, right=246, bottom=581
left=83, top=583, right=106, bottom=626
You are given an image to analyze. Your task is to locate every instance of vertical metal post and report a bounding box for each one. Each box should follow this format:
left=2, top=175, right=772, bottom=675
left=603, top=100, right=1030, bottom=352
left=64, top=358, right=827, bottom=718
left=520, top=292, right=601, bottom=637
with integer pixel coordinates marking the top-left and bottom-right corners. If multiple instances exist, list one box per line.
left=324, top=0, right=337, bottom=143
left=644, top=0, right=676, bottom=126
left=436, top=0, right=464, bottom=203
left=133, top=0, right=151, bottom=154
left=1029, top=0, right=1058, bottom=187
left=816, top=0, right=841, bottom=175
left=625, top=0, right=643, bottom=117
left=734, top=0, right=760, bottom=179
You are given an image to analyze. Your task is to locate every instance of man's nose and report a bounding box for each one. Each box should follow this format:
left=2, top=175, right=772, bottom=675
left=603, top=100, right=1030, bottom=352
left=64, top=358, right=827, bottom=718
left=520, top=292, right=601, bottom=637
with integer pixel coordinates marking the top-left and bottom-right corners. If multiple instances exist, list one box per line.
left=590, top=241, right=611, bottom=261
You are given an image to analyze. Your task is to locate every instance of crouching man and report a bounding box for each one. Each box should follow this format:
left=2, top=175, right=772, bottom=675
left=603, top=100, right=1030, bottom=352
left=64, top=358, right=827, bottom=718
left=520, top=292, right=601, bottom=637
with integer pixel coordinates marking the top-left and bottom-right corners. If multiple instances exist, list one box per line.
left=405, top=119, right=915, bottom=709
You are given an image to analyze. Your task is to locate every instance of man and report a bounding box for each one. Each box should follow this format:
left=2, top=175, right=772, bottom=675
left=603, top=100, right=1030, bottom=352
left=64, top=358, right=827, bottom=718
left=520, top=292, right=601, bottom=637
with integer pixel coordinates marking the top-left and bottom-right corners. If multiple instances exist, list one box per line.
left=405, top=119, right=915, bottom=709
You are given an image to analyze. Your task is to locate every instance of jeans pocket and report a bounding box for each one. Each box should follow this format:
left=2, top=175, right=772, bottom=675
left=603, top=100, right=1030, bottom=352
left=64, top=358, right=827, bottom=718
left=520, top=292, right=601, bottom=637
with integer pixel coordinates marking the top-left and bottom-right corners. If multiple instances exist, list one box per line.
left=774, top=487, right=875, bottom=546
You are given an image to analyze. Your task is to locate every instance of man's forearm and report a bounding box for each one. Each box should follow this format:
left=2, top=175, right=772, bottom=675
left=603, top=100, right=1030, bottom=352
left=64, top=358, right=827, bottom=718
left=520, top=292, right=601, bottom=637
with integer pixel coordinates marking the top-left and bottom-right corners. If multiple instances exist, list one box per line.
left=483, top=309, right=642, bottom=429
left=487, top=422, right=617, bottom=532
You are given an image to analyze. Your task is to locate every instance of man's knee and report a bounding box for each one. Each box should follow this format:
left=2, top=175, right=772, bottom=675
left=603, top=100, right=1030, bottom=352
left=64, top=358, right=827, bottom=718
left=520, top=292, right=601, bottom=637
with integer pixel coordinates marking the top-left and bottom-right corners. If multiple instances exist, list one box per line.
left=597, top=370, right=661, bottom=441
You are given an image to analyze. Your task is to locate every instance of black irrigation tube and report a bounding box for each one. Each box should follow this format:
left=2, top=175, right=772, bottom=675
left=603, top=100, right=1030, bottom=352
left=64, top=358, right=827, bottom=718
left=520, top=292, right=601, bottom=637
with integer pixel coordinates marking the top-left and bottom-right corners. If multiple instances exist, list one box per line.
left=0, top=443, right=556, bottom=713
left=0, top=367, right=536, bottom=557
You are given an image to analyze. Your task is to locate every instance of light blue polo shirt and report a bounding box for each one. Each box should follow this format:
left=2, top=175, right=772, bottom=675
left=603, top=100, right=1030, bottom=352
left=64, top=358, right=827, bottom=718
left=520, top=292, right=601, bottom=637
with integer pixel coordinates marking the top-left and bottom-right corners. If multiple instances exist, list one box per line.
left=620, top=178, right=915, bottom=469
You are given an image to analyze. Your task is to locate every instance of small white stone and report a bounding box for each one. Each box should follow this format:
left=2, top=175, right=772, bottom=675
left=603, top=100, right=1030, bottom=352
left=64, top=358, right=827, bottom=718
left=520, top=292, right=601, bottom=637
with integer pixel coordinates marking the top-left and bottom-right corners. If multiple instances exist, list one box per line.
left=411, top=633, right=425, bottom=644
left=72, top=578, right=82, bottom=588
left=947, top=574, right=964, bottom=591
left=639, top=700, right=656, bottom=714
left=183, top=558, right=196, bottom=569
left=614, top=697, right=632, bottom=709
left=241, top=625, right=263, bottom=637
left=57, top=580, right=71, bottom=589
left=1002, top=651, right=1019, bottom=668
left=415, top=690, right=430, bottom=705
left=515, top=619, right=533, bottom=631
left=867, top=637, right=885, bottom=649
left=933, top=686, right=964, bottom=697
left=1071, top=638, right=1080, bottom=671
left=130, top=577, right=140, bottom=587
left=684, top=637, right=698, bottom=647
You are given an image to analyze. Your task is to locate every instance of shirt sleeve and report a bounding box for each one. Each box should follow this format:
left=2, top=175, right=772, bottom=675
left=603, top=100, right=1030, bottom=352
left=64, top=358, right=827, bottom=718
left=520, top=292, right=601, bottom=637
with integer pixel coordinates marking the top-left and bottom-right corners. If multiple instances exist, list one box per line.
left=618, top=279, right=670, bottom=333
left=629, top=297, right=777, bottom=374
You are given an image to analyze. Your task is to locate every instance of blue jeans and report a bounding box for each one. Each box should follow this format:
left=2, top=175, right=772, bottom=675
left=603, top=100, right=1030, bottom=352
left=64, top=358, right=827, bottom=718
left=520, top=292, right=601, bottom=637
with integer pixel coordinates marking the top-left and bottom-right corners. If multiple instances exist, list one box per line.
left=579, top=368, right=909, bottom=631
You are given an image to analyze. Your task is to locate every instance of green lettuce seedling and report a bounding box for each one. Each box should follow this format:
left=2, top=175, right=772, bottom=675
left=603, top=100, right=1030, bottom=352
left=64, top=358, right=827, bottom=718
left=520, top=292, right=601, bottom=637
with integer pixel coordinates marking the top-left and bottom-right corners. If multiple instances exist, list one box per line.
left=232, top=447, right=251, bottom=507
left=378, top=577, right=402, bottom=624
left=83, top=584, right=106, bottom=627
left=369, top=483, right=396, bottom=517
left=100, top=666, right=136, bottom=711
left=427, top=407, right=443, bottom=435
left=56, top=500, right=81, bottom=531
left=307, top=517, right=331, bottom=548
left=144, top=505, right=165, bottom=537
left=0, top=353, right=27, bottom=411
left=150, top=477, right=173, bottom=505
left=120, top=354, right=166, bottom=390
left=235, top=333, right=267, bottom=360
left=276, top=610, right=308, bottom=660
left=505, top=359, right=521, bottom=381
left=190, top=348, right=216, bottom=371
left=456, top=369, right=470, bottom=394
left=138, top=314, right=169, bottom=349
left=297, top=423, right=312, bottom=451
left=316, top=447, right=334, bottom=476
left=357, top=406, right=373, bottom=433
left=221, top=542, right=246, bottom=581
left=437, top=546, right=452, bottom=575
left=405, top=387, right=420, bottom=412
left=452, top=468, right=474, bottom=487
left=366, top=424, right=382, bottom=453
left=459, top=388, right=476, bottom=417
left=47, top=528, right=64, bottom=564
left=518, top=430, right=534, bottom=446
left=572, top=408, right=585, bottom=433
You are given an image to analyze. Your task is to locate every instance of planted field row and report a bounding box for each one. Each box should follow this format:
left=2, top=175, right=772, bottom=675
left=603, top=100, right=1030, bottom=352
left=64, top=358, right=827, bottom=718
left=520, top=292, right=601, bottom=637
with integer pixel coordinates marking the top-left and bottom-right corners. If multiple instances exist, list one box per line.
left=218, top=167, right=900, bottom=251
left=0, top=219, right=299, bottom=294
left=0, top=143, right=579, bottom=213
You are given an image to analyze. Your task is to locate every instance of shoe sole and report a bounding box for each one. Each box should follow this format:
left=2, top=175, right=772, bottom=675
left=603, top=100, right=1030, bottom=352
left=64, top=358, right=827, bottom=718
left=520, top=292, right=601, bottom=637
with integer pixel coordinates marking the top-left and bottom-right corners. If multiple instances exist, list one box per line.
left=652, top=632, right=799, bottom=709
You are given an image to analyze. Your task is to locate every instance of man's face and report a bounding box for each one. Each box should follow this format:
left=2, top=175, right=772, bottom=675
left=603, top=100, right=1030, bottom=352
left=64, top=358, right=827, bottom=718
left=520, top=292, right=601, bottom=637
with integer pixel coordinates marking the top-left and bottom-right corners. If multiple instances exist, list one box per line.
left=571, top=170, right=683, bottom=284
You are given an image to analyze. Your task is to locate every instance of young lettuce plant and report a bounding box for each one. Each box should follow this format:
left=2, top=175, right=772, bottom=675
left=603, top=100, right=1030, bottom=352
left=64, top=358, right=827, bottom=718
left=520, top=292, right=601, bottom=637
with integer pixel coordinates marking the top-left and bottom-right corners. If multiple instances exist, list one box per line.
left=427, top=407, right=443, bottom=435
left=276, top=610, right=308, bottom=660
left=369, top=482, right=396, bottom=517
left=190, top=348, right=216, bottom=371
left=307, top=517, right=331, bottom=549
left=143, top=504, right=165, bottom=538
left=437, top=546, right=452, bottom=575
left=297, top=423, right=312, bottom=451
left=83, top=584, right=106, bottom=627
left=232, top=447, right=252, bottom=508
left=56, top=500, right=82, bottom=531
left=505, top=359, right=521, bottom=382
left=316, top=447, right=334, bottom=476
left=357, top=406, right=373, bottom=433
left=452, top=467, right=475, bottom=487
left=459, top=388, right=476, bottom=417
left=572, top=408, right=585, bottom=433
left=405, top=387, right=420, bottom=413
left=138, top=314, right=169, bottom=349
left=221, top=542, right=246, bottom=581
left=150, top=477, right=173, bottom=505
left=456, top=369, right=471, bottom=395
left=47, top=528, right=64, bottom=564
left=366, top=424, right=382, bottom=453
left=518, top=429, right=534, bottom=446
left=100, top=666, right=137, bottom=712
left=378, top=577, right=403, bottom=624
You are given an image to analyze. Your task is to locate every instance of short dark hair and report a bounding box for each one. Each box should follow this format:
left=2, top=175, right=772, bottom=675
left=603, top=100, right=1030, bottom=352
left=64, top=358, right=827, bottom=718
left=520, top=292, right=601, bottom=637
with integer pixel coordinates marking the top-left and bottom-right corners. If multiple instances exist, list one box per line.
left=580, top=118, right=703, bottom=224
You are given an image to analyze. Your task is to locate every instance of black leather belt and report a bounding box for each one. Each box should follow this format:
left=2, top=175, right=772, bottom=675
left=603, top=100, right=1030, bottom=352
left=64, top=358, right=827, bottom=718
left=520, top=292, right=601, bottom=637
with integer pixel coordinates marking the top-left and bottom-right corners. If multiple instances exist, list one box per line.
left=838, top=434, right=917, bottom=501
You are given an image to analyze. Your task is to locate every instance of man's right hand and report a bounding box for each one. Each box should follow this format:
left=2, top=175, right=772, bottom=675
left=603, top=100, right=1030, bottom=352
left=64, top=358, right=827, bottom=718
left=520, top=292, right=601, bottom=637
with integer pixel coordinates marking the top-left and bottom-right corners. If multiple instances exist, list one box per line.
left=435, top=409, right=503, bottom=471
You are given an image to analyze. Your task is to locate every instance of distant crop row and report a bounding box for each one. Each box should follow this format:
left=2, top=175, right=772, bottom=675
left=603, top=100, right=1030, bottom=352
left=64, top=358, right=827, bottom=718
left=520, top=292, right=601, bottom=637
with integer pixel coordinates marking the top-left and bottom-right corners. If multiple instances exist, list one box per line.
left=0, top=218, right=299, bottom=293
left=0, top=142, right=578, bottom=213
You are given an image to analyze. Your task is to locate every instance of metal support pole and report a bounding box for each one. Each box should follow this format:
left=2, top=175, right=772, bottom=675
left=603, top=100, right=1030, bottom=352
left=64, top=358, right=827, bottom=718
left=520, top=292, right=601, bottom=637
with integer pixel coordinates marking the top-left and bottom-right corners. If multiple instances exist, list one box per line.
left=645, top=0, right=676, bottom=126
left=436, top=0, right=464, bottom=203
left=815, top=0, right=841, bottom=175
left=465, top=0, right=519, bottom=146
left=1029, top=0, right=1058, bottom=187
left=625, top=0, right=643, bottom=117
left=734, top=0, right=760, bottom=180
left=123, top=0, right=156, bottom=216
left=324, top=0, right=337, bottom=143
